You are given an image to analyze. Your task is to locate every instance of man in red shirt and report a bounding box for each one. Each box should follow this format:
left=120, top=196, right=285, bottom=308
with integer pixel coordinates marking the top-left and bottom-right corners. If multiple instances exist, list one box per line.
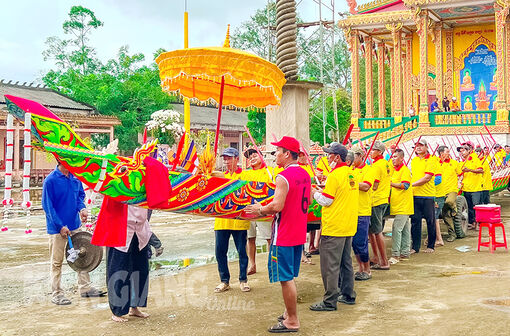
left=246, top=136, right=311, bottom=334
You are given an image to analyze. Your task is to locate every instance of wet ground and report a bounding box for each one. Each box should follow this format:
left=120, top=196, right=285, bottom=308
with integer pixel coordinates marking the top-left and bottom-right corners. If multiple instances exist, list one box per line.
left=1, top=195, right=510, bottom=335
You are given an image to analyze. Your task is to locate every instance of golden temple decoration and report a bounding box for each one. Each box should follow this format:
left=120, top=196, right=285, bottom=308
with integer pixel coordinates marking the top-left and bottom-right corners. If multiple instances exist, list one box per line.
left=357, top=0, right=397, bottom=13
left=338, top=10, right=414, bottom=28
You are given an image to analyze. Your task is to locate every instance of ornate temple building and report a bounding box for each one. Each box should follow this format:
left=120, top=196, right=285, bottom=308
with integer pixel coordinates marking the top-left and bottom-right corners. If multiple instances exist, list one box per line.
left=339, top=0, right=510, bottom=142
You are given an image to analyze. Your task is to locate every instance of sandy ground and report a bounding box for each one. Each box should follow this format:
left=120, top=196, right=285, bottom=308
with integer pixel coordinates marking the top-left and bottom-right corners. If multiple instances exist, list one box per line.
left=1, top=196, right=510, bottom=336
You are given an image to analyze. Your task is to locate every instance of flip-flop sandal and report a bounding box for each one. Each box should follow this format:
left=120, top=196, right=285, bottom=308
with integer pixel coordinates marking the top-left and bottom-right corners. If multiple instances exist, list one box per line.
left=214, top=283, right=230, bottom=293
left=268, top=321, right=299, bottom=333
left=51, top=296, right=71, bottom=305
left=370, top=263, right=390, bottom=270
left=277, top=314, right=285, bottom=322
left=240, top=282, right=251, bottom=292
left=304, top=252, right=312, bottom=258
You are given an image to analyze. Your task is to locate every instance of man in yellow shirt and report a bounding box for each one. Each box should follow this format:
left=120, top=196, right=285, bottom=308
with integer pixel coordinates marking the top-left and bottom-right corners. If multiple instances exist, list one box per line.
left=436, top=146, right=463, bottom=241
left=242, top=149, right=273, bottom=276
left=389, top=149, right=413, bottom=263
left=410, top=139, right=437, bottom=253
left=475, top=147, right=493, bottom=204
left=493, top=144, right=506, bottom=167
left=310, top=143, right=358, bottom=310
left=369, top=140, right=391, bottom=270
left=351, top=145, right=374, bottom=281
left=458, top=143, right=483, bottom=229
left=213, top=147, right=251, bottom=293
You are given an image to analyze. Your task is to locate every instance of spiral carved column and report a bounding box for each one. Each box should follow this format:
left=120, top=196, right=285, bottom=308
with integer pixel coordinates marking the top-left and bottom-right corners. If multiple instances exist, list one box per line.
left=276, top=0, right=298, bottom=80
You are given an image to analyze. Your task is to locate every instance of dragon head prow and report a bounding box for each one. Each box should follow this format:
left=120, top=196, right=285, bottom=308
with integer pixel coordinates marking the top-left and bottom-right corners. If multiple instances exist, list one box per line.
left=110, top=139, right=159, bottom=178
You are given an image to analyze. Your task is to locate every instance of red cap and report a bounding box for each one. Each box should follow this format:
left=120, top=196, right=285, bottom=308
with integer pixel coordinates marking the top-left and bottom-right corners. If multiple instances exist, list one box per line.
left=271, top=136, right=301, bottom=153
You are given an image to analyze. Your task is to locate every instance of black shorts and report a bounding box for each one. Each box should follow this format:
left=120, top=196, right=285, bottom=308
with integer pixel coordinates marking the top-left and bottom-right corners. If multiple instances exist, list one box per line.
left=307, top=222, right=321, bottom=232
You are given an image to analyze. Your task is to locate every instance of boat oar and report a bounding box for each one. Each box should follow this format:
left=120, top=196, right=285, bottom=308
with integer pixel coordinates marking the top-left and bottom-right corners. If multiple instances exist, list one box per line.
left=342, top=124, right=354, bottom=145
left=389, top=130, right=405, bottom=160
left=363, top=131, right=380, bottom=164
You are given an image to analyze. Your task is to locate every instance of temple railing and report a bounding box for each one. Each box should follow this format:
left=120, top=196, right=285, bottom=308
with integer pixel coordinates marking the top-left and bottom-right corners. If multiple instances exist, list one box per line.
left=429, top=110, right=497, bottom=127
left=358, top=117, right=394, bottom=131
left=354, top=116, right=419, bottom=143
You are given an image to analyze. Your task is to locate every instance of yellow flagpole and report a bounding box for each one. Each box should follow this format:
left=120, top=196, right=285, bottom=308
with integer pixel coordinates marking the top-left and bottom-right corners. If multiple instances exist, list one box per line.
left=183, top=1, right=190, bottom=145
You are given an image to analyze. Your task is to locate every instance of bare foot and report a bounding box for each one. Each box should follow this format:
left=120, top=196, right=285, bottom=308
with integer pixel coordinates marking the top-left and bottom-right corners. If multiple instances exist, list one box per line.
left=247, top=266, right=256, bottom=275
left=112, top=315, right=128, bottom=322
left=435, top=240, right=444, bottom=247
left=129, top=307, right=149, bottom=318
left=410, top=249, right=417, bottom=254
left=424, top=248, right=435, bottom=253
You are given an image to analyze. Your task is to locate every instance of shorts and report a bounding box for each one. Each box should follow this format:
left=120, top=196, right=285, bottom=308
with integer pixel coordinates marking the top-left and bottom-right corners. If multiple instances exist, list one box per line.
left=307, top=222, right=321, bottom=232
left=268, top=244, right=303, bottom=283
left=248, top=221, right=272, bottom=240
left=370, top=203, right=388, bottom=234
left=352, top=216, right=370, bottom=262
left=434, top=196, right=446, bottom=220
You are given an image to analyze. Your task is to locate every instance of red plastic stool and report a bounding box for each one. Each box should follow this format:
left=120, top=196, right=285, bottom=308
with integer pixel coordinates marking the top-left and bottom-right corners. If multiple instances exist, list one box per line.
left=477, top=222, right=508, bottom=253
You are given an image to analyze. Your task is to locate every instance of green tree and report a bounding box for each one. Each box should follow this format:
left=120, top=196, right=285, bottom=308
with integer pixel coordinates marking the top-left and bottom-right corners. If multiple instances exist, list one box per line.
left=310, top=88, right=351, bottom=145
left=42, top=7, right=177, bottom=153
left=246, top=109, right=266, bottom=144
left=43, top=6, right=103, bottom=75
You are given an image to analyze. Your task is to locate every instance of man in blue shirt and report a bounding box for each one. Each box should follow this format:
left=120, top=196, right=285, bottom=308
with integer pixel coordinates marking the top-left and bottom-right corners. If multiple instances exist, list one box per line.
left=42, top=163, right=106, bottom=305
left=430, top=98, right=440, bottom=112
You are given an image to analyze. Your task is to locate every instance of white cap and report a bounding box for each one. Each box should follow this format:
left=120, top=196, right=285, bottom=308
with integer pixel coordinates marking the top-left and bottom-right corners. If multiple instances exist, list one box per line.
left=452, top=96, right=456, bottom=100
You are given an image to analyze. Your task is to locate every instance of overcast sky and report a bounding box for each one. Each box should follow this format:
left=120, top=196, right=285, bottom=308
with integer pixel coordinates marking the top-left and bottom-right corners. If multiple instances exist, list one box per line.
left=0, top=0, right=347, bottom=84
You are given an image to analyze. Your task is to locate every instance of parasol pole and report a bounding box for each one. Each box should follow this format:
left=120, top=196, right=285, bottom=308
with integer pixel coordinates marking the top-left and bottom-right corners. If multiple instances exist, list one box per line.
left=213, top=76, right=225, bottom=156
left=244, top=126, right=274, bottom=182
left=183, top=0, right=191, bottom=145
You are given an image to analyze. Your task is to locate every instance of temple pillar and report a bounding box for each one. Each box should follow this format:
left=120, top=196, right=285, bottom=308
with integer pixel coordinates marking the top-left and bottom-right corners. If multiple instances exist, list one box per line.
left=434, top=24, right=444, bottom=101
left=445, top=28, right=454, bottom=99
left=494, top=3, right=509, bottom=112
left=416, top=11, right=430, bottom=126
left=364, top=36, right=374, bottom=118
left=404, top=37, right=413, bottom=111
left=346, top=29, right=360, bottom=128
left=506, top=18, right=510, bottom=110
left=388, top=23, right=403, bottom=122
left=377, top=42, right=386, bottom=117
left=389, top=48, right=395, bottom=114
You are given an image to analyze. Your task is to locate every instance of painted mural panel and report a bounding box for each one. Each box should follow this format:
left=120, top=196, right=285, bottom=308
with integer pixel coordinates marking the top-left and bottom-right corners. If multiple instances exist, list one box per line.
left=460, top=44, right=497, bottom=110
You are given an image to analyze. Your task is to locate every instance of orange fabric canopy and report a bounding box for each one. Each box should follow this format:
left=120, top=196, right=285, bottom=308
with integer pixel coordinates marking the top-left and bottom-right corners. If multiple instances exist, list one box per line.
left=156, top=44, right=286, bottom=109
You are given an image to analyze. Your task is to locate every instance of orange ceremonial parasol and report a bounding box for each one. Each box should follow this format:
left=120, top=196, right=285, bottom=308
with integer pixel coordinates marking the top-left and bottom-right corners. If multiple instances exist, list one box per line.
left=156, top=25, right=286, bottom=154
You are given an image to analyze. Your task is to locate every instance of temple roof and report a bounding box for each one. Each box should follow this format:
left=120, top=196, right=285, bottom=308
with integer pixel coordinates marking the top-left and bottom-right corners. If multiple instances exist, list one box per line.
left=0, top=80, right=99, bottom=115
left=339, top=0, right=497, bottom=44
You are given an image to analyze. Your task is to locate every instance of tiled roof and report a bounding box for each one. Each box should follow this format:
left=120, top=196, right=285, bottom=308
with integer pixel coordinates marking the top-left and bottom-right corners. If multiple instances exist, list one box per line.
left=0, top=81, right=96, bottom=115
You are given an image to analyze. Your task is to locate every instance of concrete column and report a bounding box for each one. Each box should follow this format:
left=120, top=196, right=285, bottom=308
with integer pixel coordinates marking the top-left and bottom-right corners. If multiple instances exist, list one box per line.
left=377, top=42, right=386, bottom=118
left=364, top=35, right=374, bottom=118
left=266, top=81, right=322, bottom=150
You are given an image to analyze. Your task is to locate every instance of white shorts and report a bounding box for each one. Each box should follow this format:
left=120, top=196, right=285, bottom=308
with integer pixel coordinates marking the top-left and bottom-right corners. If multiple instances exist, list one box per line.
left=248, top=221, right=272, bottom=240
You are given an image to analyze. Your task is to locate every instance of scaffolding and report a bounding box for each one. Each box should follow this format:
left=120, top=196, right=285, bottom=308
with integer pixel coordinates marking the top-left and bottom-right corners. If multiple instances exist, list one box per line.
left=267, top=0, right=348, bottom=144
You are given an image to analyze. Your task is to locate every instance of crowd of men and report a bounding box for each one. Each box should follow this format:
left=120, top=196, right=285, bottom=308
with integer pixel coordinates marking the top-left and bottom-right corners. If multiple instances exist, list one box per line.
left=42, top=135, right=502, bottom=332
left=217, top=136, right=500, bottom=332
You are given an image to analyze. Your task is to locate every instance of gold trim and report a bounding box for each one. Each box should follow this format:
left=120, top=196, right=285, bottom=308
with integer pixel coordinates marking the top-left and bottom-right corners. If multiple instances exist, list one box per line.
left=338, top=10, right=414, bottom=28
